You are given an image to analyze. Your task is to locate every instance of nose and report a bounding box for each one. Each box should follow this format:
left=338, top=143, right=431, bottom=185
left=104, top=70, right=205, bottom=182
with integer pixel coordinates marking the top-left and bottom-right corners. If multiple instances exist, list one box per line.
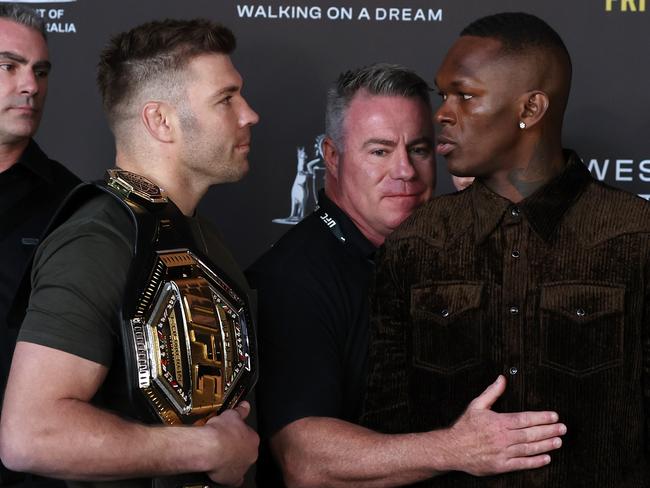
left=390, top=146, right=417, bottom=180
left=19, top=69, right=39, bottom=96
left=239, top=98, right=259, bottom=127
left=434, top=100, right=455, bottom=126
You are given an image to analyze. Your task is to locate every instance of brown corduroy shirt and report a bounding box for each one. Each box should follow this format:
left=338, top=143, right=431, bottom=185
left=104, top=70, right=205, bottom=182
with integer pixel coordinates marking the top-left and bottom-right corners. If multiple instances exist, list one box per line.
left=361, top=152, right=650, bottom=487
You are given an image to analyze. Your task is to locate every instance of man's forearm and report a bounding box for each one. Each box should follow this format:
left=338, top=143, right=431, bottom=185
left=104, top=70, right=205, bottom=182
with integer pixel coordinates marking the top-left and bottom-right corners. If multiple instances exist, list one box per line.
left=272, top=417, right=449, bottom=488
left=273, top=378, right=565, bottom=488
left=0, top=342, right=256, bottom=484
left=1, top=396, right=217, bottom=480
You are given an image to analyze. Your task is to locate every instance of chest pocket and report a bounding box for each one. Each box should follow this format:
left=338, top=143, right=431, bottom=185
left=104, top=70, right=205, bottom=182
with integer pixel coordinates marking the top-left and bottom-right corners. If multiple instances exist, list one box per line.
left=410, top=282, right=484, bottom=374
left=539, top=282, right=625, bottom=377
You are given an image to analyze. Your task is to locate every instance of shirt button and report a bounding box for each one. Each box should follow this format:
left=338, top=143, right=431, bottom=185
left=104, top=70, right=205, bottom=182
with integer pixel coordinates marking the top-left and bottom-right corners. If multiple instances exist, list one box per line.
left=576, top=308, right=586, bottom=317
left=511, top=250, right=520, bottom=258
left=509, top=366, right=519, bottom=375
left=441, top=309, right=450, bottom=318
left=510, top=206, right=521, bottom=217
left=21, top=237, right=40, bottom=246
left=509, top=306, right=519, bottom=315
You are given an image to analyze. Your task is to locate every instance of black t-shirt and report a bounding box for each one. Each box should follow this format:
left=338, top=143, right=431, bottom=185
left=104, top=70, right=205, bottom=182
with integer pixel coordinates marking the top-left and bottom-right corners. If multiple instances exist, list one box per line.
left=18, top=191, right=250, bottom=488
left=246, top=191, right=375, bottom=486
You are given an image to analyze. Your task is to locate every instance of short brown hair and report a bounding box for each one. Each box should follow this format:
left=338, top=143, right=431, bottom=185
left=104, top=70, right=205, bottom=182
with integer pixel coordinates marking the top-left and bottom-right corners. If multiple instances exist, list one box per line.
left=97, top=18, right=235, bottom=127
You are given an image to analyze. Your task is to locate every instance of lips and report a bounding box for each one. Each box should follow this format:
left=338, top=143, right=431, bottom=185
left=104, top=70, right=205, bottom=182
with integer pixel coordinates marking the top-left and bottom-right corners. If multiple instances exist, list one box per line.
left=436, top=134, right=457, bottom=156
left=8, top=106, right=38, bottom=116
left=382, top=192, right=427, bottom=212
left=235, top=140, right=251, bottom=151
left=385, top=191, right=423, bottom=198
left=384, top=186, right=428, bottom=201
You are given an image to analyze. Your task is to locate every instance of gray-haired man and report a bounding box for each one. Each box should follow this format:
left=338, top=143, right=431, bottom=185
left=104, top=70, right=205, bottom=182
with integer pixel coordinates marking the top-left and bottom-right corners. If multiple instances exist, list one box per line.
left=247, top=63, right=566, bottom=487
left=0, top=5, right=77, bottom=486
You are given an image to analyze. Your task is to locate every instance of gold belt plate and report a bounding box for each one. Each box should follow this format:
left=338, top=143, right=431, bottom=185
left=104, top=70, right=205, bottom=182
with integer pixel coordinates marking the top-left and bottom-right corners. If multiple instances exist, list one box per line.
left=130, top=250, right=252, bottom=425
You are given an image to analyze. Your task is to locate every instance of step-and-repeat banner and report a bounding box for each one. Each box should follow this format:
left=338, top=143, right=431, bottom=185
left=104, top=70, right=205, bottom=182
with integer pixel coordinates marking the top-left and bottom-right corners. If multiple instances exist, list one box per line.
left=10, top=0, right=650, bottom=267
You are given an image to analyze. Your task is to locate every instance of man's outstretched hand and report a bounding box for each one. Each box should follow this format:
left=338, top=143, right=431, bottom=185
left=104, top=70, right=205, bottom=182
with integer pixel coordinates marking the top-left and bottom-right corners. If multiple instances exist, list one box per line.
left=443, top=375, right=566, bottom=476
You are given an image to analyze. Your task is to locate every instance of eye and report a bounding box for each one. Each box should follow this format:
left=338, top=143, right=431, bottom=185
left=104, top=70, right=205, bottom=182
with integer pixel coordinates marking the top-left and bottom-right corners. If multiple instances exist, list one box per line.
left=461, top=93, right=473, bottom=101
left=436, top=91, right=447, bottom=101
left=220, top=95, right=233, bottom=105
left=370, top=148, right=388, bottom=157
left=0, top=63, right=14, bottom=72
left=34, top=68, right=50, bottom=79
left=410, top=145, right=432, bottom=157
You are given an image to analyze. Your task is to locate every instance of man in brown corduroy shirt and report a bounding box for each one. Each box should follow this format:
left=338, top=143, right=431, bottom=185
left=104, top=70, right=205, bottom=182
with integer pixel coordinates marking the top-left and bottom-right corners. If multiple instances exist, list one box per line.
left=362, top=12, right=650, bottom=487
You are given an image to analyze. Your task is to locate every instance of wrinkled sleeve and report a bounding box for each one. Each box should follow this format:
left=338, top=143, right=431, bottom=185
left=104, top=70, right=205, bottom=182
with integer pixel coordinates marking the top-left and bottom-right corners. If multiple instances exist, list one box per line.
left=360, top=239, right=411, bottom=433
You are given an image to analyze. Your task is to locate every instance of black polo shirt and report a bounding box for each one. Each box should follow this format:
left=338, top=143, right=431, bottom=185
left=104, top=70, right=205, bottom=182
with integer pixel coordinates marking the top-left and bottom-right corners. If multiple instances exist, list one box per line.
left=247, top=190, right=375, bottom=487
left=0, top=139, right=79, bottom=400
left=0, top=140, right=77, bottom=487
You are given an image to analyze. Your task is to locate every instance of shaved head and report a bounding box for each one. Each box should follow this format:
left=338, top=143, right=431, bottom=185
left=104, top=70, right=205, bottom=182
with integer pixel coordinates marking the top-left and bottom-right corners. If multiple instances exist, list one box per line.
left=460, top=12, right=571, bottom=126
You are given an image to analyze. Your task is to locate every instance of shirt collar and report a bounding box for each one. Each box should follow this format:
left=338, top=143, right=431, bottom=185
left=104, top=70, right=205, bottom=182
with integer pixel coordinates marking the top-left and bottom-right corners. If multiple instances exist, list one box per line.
left=316, top=189, right=377, bottom=260
left=15, top=139, right=56, bottom=183
left=471, top=150, right=592, bottom=243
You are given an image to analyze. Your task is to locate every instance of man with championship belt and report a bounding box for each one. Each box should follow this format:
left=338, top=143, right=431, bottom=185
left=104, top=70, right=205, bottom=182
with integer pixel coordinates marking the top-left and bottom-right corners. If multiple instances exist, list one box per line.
left=0, top=19, right=259, bottom=488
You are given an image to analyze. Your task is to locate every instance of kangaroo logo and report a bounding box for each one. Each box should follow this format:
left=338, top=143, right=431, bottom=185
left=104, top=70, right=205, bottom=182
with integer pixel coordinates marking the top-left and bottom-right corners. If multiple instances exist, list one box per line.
left=273, top=134, right=326, bottom=225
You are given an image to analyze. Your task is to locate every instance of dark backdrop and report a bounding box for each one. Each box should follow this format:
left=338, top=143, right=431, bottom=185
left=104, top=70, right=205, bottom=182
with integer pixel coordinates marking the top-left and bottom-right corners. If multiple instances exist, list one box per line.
left=14, top=0, right=650, bottom=268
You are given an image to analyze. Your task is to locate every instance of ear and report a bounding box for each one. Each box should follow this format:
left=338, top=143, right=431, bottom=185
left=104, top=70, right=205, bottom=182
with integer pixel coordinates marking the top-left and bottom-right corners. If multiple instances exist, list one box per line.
left=518, top=91, right=549, bottom=129
left=321, top=136, right=340, bottom=180
left=141, top=101, right=176, bottom=143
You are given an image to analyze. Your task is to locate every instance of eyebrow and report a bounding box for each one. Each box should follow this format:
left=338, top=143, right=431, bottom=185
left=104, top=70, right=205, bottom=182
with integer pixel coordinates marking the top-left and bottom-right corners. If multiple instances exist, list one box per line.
left=0, top=51, right=51, bottom=71
left=0, top=51, right=26, bottom=63
left=210, top=85, right=239, bottom=99
left=363, top=138, right=396, bottom=148
left=406, top=136, right=434, bottom=147
left=435, top=78, right=474, bottom=89
left=363, top=136, right=433, bottom=149
left=34, top=60, right=52, bottom=72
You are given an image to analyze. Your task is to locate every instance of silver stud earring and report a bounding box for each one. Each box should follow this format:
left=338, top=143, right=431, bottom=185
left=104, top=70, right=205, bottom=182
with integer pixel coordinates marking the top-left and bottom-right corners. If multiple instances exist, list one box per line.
left=519, top=121, right=526, bottom=129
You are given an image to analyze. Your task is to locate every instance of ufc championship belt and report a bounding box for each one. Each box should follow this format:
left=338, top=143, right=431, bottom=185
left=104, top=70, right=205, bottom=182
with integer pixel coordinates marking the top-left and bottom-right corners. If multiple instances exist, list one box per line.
left=5, top=170, right=256, bottom=487
left=106, top=169, right=257, bottom=488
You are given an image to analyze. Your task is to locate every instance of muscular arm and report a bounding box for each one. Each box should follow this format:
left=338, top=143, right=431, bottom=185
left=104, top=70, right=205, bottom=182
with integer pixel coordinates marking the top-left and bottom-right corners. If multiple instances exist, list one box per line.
left=270, top=376, right=564, bottom=488
left=0, top=199, right=257, bottom=484
left=0, top=342, right=257, bottom=485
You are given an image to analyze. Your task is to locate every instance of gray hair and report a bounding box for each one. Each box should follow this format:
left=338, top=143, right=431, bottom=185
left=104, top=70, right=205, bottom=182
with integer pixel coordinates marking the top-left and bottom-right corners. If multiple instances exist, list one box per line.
left=325, top=63, right=431, bottom=150
left=0, top=3, right=46, bottom=39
